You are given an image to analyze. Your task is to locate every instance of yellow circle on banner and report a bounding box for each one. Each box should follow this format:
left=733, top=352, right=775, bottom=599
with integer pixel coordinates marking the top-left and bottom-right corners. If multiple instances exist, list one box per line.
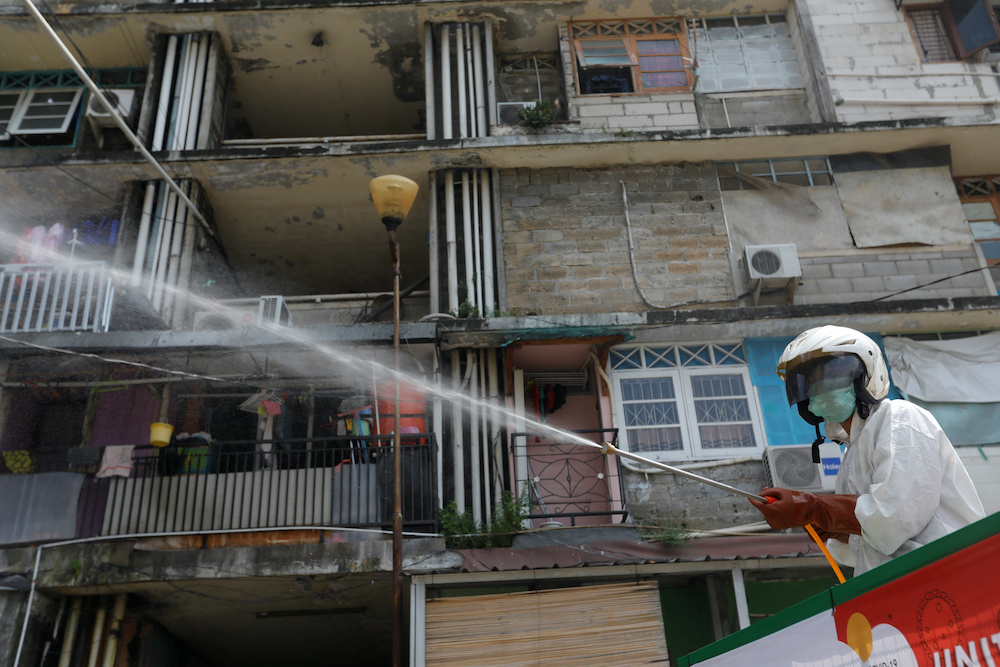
left=846, top=612, right=873, bottom=662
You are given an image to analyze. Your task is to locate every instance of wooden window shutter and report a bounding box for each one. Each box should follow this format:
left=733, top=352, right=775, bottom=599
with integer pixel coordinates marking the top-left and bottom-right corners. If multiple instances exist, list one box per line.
left=424, top=581, right=668, bottom=666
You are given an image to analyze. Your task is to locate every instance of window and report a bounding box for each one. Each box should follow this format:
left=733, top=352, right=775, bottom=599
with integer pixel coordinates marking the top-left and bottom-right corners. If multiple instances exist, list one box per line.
left=0, top=70, right=85, bottom=144
left=955, top=176, right=1000, bottom=284
left=716, top=157, right=834, bottom=191
left=7, top=88, right=84, bottom=135
left=610, top=343, right=764, bottom=460
left=571, top=19, right=693, bottom=94
left=692, top=15, right=804, bottom=93
left=906, top=0, right=1000, bottom=61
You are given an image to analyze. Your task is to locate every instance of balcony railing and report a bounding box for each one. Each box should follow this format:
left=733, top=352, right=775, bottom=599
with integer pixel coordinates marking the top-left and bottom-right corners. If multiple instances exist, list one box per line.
left=511, top=428, right=626, bottom=527
left=0, top=261, right=114, bottom=333
left=76, top=435, right=438, bottom=538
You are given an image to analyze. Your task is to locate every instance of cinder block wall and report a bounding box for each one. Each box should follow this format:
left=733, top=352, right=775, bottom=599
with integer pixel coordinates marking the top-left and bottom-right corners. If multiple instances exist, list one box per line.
left=624, top=461, right=769, bottom=532
left=499, top=163, right=734, bottom=316
left=795, top=247, right=990, bottom=305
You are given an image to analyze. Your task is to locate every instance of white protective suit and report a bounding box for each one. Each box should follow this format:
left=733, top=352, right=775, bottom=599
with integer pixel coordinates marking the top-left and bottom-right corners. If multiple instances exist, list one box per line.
left=823, top=399, right=985, bottom=575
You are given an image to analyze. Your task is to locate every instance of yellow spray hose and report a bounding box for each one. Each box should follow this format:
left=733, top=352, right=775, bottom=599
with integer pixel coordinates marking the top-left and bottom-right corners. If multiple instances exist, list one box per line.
left=598, top=442, right=847, bottom=583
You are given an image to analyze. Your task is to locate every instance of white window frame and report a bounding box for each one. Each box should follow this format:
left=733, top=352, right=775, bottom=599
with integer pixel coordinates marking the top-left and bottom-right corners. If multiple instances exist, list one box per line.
left=0, top=90, right=25, bottom=140
left=610, top=343, right=765, bottom=461
left=6, top=87, right=84, bottom=135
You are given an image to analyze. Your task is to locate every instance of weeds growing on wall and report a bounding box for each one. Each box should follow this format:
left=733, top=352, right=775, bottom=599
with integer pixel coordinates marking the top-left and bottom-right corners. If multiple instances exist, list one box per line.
left=439, top=491, right=530, bottom=549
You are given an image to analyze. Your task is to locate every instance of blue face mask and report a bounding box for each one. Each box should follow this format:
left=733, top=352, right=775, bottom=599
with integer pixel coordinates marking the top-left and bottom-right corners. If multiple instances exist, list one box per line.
left=809, top=386, right=857, bottom=423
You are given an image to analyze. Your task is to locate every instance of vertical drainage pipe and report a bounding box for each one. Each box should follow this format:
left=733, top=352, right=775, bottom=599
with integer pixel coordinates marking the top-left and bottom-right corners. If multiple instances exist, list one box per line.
left=455, top=24, right=467, bottom=138
left=469, top=352, right=481, bottom=523
left=480, top=169, right=495, bottom=313
left=478, top=349, right=491, bottom=521
left=444, top=170, right=458, bottom=313
left=57, top=598, right=82, bottom=667
left=487, top=349, right=501, bottom=507
left=85, top=599, right=106, bottom=667
left=484, top=22, right=497, bottom=128
left=144, top=188, right=169, bottom=299
left=151, top=35, right=178, bottom=151
left=440, top=24, right=452, bottom=140
left=165, top=34, right=191, bottom=150
left=175, top=35, right=198, bottom=150
left=130, top=182, right=157, bottom=286
left=471, top=170, right=483, bottom=310
left=433, top=350, right=444, bottom=508
left=100, top=594, right=127, bottom=667
left=151, top=190, right=179, bottom=310
left=428, top=171, right=440, bottom=315
left=423, top=22, right=436, bottom=140
left=162, top=185, right=189, bottom=321
left=169, top=185, right=199, bottom=327
left=451, top=350, right=465, bottom=511
left=184, top=33, right=210, bottom=151
left=471, top=24, right=487, bottom=137
left=461, top=170, right=475, bottom=311
left=463, top=24, right=476, bottom=137
left=195, top=34, right=217, bottom=149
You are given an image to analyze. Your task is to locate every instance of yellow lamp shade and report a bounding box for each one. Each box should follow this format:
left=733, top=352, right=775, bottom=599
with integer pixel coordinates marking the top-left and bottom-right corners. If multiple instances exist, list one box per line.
left=369, top=175, right=419, bottom=230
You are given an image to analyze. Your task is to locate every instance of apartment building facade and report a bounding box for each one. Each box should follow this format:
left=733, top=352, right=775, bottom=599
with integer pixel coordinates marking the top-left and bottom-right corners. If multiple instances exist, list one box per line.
left=1, top=0, right=1000, bottom=664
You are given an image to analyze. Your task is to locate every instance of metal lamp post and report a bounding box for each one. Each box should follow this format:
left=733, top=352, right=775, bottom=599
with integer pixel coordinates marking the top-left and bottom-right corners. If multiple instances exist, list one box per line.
left=369, top=174, right=419, bottom=667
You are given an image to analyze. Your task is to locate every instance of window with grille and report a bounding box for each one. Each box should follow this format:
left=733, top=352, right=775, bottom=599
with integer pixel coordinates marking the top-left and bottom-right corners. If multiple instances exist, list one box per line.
left=906, top=1, right=1000, bottom=62
left=570, top=19, right=693, bottom=94
left=716, top=157, right=834, bottom=191
left=955, top=176, right=1000, bottom=286
left=610, top=343, right=764, bottom=460
left=0, top=70, right=85, bottom=144
left=691, top=15, right=804, bottom=93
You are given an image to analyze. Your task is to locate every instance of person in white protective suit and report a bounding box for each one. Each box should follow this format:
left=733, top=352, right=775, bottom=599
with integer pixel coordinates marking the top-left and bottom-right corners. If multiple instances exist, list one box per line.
left=748, top=325, right=985, bottom=575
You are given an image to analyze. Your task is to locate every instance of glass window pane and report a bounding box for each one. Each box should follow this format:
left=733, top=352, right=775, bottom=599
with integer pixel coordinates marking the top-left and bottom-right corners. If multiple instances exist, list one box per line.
left=948, top=0, right=1000, bottom=56
left=630, top=427, right=684, bottom=452
left=963, top=202, right=998, bottom=221
left=699, top=424, right=756, bottom=449
left=678, top=345, right=711, bottom=366
left=980, top=240, right=1000, bottom=262
left=624, top=401, right=679, bottom=426
left=970, top=220, right=1000, bottom=240
left=690, top=374, right=746, bottom=398
left=621, top=377, right=676, bottom=402
left=637, top=39, right=681, bottom=55
left=611, top=348, right=642, bottom=370
left=694, top=398, right=751, bottom=422
left=644, top=347, right=676, bottom=368
left=639, top=55, right=684, bottom=70
left=643, top=72, right=687, bottom=88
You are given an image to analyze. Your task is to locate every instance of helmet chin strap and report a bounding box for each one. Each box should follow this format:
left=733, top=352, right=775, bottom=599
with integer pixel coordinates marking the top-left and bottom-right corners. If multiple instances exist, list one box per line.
left=811, top=423, right=825, bottom=464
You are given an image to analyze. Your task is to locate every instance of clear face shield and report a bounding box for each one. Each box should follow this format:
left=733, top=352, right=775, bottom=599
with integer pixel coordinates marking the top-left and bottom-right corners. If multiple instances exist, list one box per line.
left=783, top=354, right=865, bottom=408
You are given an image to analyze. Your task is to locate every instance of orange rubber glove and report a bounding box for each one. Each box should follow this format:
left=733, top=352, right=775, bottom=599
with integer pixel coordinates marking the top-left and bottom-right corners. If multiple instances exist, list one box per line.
left=748, top=487, right=862, bottom=535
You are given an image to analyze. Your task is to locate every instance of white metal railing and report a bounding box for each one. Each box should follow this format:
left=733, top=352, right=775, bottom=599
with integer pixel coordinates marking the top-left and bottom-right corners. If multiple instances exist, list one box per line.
left=0, top=261, right=114, bottom=333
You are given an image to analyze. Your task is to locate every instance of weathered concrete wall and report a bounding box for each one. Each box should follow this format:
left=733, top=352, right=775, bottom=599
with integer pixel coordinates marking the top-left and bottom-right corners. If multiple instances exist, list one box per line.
left=624, top=460, right=768, bottom=531
left=960, top=445, right=1000, bottom=515
left=500, top=163, right=733, bottom=316
left=804, top=0, right=1000, bottom=122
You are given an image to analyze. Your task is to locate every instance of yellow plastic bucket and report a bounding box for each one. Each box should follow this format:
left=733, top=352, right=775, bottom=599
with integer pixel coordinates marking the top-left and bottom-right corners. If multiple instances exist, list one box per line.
left=150, top=422, right=174, bottom=447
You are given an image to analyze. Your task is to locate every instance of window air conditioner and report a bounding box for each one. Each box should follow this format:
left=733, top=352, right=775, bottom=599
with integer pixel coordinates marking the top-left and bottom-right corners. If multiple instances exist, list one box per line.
left=192, top=296, right=292, bottom=330
left=744, top=244, right=802, bottom=281
left=762, top=444, right=841, bottom=493
left=259, top=295, right=292, bottom=326
left=497, top=101, right=536, bottom=125
left=85, top=89, right=137, bottom=128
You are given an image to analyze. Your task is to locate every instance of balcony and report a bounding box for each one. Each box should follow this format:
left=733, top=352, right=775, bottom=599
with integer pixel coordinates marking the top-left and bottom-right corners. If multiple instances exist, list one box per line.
left=511, top=428, right=627, bottom=527
left=0, top=261, right=114, bottom=334
left=0, top=434, right=438, bottom=547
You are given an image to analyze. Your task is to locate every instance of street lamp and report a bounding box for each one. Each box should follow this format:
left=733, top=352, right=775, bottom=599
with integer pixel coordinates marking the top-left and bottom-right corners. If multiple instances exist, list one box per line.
left=369, top=174, right=419, bottom=667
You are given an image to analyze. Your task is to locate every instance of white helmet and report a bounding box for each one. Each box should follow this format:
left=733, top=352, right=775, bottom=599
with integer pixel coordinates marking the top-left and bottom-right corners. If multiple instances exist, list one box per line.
left=778, top=325, right=889, bottom=424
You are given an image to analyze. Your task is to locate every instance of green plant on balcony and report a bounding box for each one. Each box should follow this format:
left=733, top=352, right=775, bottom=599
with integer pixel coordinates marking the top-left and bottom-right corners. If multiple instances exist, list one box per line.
left=517, top=100, right=556, bottom=129
left=439, top=491, right=530, bottom=549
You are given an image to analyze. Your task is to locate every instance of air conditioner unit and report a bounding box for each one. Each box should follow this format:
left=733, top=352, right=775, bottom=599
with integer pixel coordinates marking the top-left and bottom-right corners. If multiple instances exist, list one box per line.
left=497, top=101, right=536, bottom=125
left=762, top=444, right=842, bottom=493
left=745, top=244, right=801, bottom=281
left=193, top=296, right=293, bottom=331
left=259, top=295, right=292, bottom=326
left=85, top=89, right=137, bottom=128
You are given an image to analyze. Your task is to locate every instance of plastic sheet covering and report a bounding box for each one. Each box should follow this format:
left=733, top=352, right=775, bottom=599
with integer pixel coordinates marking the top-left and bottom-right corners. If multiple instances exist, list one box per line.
left=835, top=166, right=974, bottom=248
left=0, top=472, right=85, bottom=546
left=883, top=332, right=1000, bottom=403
